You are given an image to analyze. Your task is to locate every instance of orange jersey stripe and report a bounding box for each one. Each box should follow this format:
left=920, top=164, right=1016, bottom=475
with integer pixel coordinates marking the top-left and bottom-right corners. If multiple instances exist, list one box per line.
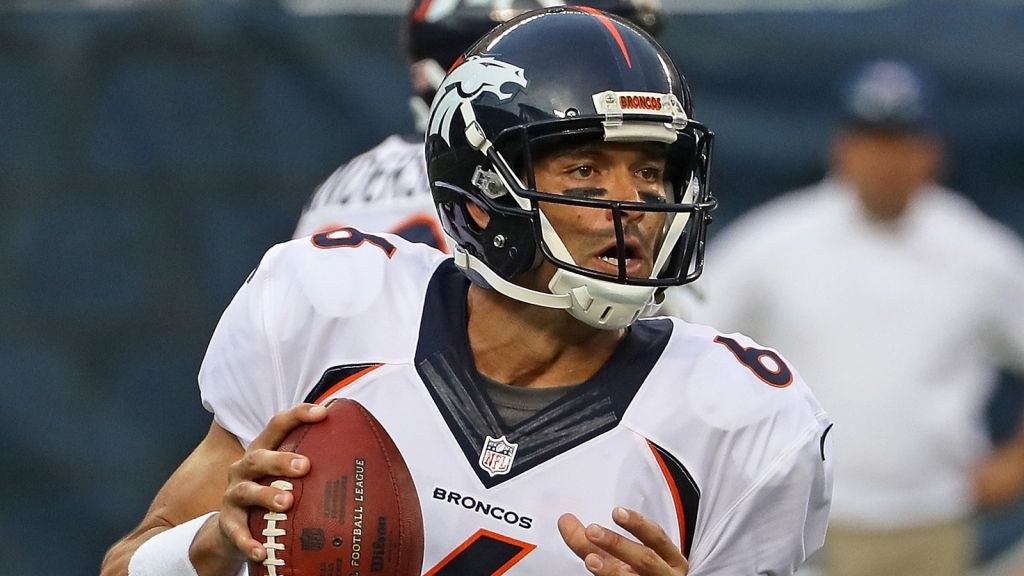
left=313, top=363, right=383, bottom=404
left=647, top=440, right=685, bottom=549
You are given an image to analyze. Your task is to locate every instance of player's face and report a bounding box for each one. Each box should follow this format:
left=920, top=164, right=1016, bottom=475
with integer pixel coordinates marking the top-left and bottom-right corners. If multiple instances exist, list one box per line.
left=532, top=141, right=669, bottom=281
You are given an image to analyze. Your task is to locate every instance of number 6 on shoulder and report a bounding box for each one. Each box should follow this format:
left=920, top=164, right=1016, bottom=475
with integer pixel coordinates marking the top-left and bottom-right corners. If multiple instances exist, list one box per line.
left=714, top=335, right=793, bottom=388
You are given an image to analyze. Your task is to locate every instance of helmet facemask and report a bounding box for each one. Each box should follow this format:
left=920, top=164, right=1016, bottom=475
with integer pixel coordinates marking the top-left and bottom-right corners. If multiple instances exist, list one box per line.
left=443, top=98, right=715, bottom=329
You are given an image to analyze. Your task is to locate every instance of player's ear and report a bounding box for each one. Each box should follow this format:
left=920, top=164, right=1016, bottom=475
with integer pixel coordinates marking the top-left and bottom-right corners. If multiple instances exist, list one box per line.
left=465, top=200, right=491, bottom=229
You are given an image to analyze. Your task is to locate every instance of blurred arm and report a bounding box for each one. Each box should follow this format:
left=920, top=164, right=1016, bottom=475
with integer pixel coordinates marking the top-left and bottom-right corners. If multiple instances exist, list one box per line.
left=976, top=423, right=1024, bottom=509
left=974, top=229, right=1024, bottom=508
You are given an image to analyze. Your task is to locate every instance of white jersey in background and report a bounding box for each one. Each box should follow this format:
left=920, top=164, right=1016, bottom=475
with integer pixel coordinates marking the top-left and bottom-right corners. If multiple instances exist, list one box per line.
left=293, top=135, right=445, bottom=251
left=199, top=230, right=833, bottom=575
left=689, top=178, right=1024, bottom=529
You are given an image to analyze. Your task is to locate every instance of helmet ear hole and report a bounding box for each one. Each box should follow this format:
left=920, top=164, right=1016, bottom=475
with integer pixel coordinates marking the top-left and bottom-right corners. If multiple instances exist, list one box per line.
left=465, top=199, right=491, bottom=231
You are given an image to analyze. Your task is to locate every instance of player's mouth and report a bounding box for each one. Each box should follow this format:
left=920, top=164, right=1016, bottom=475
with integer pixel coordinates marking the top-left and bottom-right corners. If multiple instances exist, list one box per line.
left=592, top=239, right=648, bottom=277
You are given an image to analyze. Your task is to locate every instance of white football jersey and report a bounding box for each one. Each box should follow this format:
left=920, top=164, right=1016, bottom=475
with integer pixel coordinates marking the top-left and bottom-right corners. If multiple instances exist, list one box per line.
left=292, top=135, right=445, bottom=252
left=199, top=229, right=833, bottom=575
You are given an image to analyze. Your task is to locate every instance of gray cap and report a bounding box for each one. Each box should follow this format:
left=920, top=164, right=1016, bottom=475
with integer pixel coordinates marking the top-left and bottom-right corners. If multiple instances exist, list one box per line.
left=842, top=60, right=934, bottom=133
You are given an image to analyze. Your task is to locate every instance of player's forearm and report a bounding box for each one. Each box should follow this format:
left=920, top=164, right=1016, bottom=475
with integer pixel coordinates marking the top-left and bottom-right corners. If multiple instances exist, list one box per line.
left=102, top=421, right=246, bottom=576
left=100, top=524, right=171, bottom=576
left=102, top=513, right=240, bottom=576
left=101, top=539, right=137, bottom=576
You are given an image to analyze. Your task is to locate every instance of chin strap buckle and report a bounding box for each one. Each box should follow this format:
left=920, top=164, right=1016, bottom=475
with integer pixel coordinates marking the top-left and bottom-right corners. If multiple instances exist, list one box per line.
left=471, top=166, right=506, bottom=199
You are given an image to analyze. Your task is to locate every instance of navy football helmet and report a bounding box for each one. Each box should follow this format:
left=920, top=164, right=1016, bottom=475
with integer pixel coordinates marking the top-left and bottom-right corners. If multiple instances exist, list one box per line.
left=402, top=0, right=662, bottom=132
left=426, top=7, right=716, bottom=329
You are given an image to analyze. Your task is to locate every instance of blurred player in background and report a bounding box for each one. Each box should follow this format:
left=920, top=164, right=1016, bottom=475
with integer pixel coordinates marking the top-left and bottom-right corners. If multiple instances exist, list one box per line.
left=103, top=8, right=832, bottom=576
left=291, top=0, right=663, bottom=247
left=689, top=60, right=1024, bottom=576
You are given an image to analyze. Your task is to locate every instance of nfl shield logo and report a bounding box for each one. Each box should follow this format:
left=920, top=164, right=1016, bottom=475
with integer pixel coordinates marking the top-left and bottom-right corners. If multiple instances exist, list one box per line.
left=479, top=435, right=518, bottom=477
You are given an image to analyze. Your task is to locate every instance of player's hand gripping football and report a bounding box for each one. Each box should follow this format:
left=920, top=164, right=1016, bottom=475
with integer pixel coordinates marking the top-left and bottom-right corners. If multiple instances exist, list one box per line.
left=558, top=508, right=689, bottom=576
left=191, top=404, right=328, bottom=575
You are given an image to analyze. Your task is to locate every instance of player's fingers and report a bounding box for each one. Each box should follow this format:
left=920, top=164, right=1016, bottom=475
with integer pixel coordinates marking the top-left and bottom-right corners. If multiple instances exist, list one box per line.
left=228, top=446, right=310, bottom=484
left=229, top=404, right=324, bottom=483
left=224, top=477, right=295, bottom=513
left=249, top=403, right=328, bottom=451
left=558, top=513, right=605, bottom=560
left=217, top=504, right=266, bottom=562
left=582, top=510, right=690, bottom=576
left=582, top=522, right=668, bottom=576
left=218, top=405, right=324, bottom=564
left=558, top=515, right=634, bottom=575
left=221, top=479, right=299, bottom=562
left=612, top=508, right=688, bottom=572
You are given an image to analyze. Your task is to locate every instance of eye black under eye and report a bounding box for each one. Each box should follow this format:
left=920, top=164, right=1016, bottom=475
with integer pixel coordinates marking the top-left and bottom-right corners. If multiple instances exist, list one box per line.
left=639, top=191, right=667, bottom=204
left=562, top=187, right=606, bottom=199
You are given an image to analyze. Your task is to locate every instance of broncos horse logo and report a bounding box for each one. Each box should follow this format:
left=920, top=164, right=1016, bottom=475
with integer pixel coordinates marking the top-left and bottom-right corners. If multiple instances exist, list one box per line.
left=428, top=56, right=528, bottom=146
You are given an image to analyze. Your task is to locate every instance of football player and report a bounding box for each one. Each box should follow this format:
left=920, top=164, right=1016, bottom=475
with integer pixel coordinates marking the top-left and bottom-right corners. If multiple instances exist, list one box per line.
left=103, top=8, right=833, bottom=576
left=291, top=0, right=662, bottom=248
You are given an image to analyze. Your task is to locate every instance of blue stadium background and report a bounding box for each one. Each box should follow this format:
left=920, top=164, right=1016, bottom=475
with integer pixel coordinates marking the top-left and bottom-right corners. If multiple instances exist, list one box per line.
left=1, top=3, right=1023, bottom=575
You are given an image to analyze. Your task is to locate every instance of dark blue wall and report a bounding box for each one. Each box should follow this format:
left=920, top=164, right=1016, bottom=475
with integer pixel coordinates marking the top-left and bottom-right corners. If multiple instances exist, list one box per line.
left=0, top=4, right=1022, bottom=575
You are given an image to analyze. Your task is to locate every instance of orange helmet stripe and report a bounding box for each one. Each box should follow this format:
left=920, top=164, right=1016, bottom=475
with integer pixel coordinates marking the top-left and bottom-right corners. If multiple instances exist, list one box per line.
left=448, top=55, right=465, bottom=73
left=578, top=6, right=632, bottom=68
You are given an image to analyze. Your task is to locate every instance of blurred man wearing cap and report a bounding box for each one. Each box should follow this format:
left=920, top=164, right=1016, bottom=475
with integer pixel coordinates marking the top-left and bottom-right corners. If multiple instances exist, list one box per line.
left=687, top=60, right=1024, bottom=576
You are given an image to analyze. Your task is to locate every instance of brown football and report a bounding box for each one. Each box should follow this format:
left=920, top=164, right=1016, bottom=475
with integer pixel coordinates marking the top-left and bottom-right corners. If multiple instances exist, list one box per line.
left=248, top=398, right=423, bottom=576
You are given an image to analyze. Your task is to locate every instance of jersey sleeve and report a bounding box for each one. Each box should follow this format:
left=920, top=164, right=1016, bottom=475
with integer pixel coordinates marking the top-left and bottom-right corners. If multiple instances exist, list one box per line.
left=197, top=233, right=442, bottom=448
left=197, top=244, right=290, bottom=448
left=690, top=413, right=834, bottom=575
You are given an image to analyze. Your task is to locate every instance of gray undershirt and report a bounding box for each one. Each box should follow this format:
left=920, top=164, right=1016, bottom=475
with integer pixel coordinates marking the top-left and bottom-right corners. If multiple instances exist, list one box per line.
left=478, top=374, right=581, bottom=426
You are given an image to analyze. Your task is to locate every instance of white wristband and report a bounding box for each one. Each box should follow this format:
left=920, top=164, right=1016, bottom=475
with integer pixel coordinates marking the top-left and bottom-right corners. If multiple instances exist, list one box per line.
left=128, top=512, right=216, bottom=576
